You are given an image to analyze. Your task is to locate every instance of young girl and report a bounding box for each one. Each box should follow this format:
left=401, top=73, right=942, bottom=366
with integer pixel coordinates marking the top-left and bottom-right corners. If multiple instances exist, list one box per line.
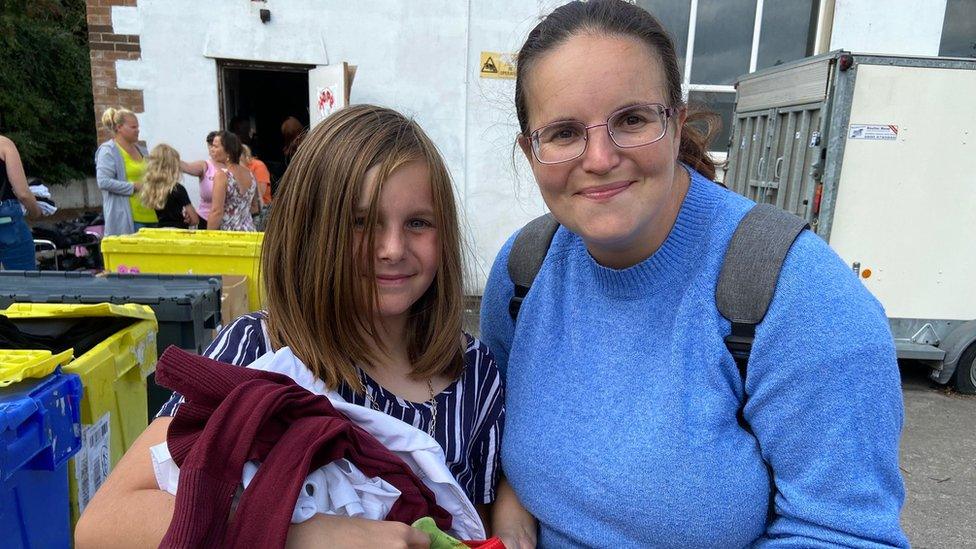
left=140, top=144, right=200, bottom=229
left=75, top=105, right=507, bottom=548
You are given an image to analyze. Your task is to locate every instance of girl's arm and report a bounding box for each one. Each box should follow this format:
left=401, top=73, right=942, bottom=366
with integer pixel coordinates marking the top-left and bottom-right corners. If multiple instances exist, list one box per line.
left=74, top=418, right=432, bottom=549
left=250, top=181, right=262, bottom=214
left=0, top=137, right=43, bottom=217
left=184, top=204, right=200, bottom=227
left=181, top=159, right=207, bottom=177
left=491, top=476, right=537, bottom=549
left=285, top=516, right=429, bottom=549
left=74, top=417, right=177, bottom=548
left=207, top=172, right=228, bottom=230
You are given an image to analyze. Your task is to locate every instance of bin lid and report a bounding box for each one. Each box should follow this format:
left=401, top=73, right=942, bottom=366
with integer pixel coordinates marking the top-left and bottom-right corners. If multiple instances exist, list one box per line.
left=135, top=227, right=264, bottom=244
left=0, top=273, right=219, bottom=307
left=0, top=349, right=74, bottom=387
left=2, top=303, right=157, bottom=323
left=101, top=236, right=262, bottom=257
left=0, top=372, right=83, bottom=477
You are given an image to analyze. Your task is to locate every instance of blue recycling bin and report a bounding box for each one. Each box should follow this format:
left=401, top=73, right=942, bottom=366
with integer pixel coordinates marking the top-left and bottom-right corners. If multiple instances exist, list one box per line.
left=0, top=370, right=84, bottom=548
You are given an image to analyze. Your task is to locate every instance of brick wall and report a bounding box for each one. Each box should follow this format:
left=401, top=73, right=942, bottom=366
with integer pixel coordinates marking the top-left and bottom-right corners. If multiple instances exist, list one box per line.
left=86, top=0, right=144, bottom=143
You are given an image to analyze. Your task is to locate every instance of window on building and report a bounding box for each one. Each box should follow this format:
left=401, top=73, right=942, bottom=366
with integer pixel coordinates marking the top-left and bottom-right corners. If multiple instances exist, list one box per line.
left=939, top=0, right=976, bottom=58
left=636, top=0, right=820, bottom=153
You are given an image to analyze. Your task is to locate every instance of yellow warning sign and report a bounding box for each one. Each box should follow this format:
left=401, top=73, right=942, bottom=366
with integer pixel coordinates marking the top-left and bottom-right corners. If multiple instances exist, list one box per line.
left=480, top=51, right=516, bottom=79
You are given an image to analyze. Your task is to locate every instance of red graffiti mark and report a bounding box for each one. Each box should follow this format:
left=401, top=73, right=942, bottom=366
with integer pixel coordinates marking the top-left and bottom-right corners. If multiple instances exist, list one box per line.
left=318, top=89, right=335, bottom=113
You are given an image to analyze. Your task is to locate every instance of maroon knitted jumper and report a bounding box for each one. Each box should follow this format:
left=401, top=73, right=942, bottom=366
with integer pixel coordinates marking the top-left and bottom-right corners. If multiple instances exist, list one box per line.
left=154, top=346, right=451, bottom=548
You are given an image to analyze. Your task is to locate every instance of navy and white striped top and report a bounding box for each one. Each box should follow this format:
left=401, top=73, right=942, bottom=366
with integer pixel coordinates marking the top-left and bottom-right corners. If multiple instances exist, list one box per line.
left=157, top=312, right=505, bottom=504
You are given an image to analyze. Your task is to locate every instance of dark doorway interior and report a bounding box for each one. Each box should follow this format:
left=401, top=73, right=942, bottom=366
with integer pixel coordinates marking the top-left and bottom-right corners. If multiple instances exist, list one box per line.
left=218, top=60, right=310, bottom=188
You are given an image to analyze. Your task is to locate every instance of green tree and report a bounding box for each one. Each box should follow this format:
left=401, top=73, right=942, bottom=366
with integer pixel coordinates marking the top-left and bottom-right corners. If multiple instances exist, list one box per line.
left=0, top=0, right=96, bottom=184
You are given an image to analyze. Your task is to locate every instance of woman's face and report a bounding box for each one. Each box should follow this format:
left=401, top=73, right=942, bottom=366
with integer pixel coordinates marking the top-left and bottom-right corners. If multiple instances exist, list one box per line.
left=520, top=33, right=688, bottom=268
left=209, top=136, right=228, bottom=163
left=116, top=115, right=139, bottom=144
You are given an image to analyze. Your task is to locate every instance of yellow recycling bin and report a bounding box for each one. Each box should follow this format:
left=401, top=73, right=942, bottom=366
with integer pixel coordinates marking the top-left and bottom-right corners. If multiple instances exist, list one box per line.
left=1, top=302, right=158, bottom=525
left=101, top=229, right=265, bottom=311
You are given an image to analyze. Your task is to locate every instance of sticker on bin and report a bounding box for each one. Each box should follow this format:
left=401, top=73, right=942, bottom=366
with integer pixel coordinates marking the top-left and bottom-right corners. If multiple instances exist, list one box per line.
left=74, top=412, right=111, bottom=513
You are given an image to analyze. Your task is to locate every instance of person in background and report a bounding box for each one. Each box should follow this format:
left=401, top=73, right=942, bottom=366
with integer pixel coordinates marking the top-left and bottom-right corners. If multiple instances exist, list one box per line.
left=280, top=115, right=305, bottom=169
left=208, top=131, right=259, bottom=231
left=481, top=1, right=908, bottom=547
left=95, top=107, right=147, bottom=236
left=0, top=135, right=43, bottom=269
left=180, top=131, right=227, bottom=229
left=241, top=144, right=271, bottom=206
left=140, top=144, right=199, bottom=229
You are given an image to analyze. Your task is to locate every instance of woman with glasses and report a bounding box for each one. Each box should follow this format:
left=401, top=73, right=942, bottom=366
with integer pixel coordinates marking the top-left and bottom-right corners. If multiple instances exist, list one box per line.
left=481, top=1, right=908, bottom=547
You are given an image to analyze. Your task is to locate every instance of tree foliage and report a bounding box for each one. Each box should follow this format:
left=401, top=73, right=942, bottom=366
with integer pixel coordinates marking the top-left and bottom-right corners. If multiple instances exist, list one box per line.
left=0, top=0, right=96, bottom=184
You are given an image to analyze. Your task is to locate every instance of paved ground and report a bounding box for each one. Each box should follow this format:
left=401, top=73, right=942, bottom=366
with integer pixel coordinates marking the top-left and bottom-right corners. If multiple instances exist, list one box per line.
left=899, top=362, right=975, bottom=548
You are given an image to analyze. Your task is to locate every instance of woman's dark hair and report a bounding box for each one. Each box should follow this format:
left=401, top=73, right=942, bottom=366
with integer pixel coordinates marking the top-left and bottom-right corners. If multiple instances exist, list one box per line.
left=205, top=131, right=219, bottom=145
left=216, top=130, right=242, bottom=163
left=514, top=0, right=718, bottom=179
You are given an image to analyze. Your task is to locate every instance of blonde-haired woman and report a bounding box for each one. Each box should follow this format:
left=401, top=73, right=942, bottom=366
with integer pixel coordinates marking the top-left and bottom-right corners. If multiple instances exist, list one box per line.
left=95, top=107, right=153, bottom=235
left=141, top=144, right=199, bottom=229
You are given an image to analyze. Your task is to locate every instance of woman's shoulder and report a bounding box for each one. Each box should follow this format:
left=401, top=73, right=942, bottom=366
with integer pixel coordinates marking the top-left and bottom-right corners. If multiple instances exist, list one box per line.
left=172, top=183, right=190, bottom=201
left=95, top=139, right=117, bottom=156
left=204, top=311, right=270, bottom=364
left=222, top=310, right=267, bottom=331
left=461, top=332, right=504, bottom=384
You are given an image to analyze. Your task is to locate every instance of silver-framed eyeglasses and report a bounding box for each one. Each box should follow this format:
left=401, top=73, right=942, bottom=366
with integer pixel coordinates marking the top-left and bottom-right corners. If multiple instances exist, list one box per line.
left=526, top=103, right=675, bottom=164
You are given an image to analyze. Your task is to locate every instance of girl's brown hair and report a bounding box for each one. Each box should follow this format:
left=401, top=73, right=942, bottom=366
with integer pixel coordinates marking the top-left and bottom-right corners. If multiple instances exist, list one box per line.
left=514, top=0, right=719, bottom=179
left=141, top=143, right=182, bottom=210
left=261, top=104, right=465, bottom=390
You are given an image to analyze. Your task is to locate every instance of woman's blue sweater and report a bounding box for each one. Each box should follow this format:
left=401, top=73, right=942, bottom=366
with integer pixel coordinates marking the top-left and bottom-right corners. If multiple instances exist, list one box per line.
left=480, top=169, right=908, bottom=548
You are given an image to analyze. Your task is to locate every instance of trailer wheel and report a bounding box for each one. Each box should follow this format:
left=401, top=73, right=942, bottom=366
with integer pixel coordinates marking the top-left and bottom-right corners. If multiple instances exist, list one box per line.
left=952, top=342, right=976, bottom=395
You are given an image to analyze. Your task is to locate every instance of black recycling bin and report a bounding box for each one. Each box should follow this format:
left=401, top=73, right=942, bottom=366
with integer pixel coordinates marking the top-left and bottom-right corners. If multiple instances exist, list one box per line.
left=0, top=271, right=222, bottom=417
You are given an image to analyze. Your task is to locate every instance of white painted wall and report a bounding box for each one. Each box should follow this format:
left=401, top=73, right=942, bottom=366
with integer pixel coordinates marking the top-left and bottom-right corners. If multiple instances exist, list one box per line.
left=111, top=0, right=952, bottom=293
left=830, top=0, right=948, bottom=56
left=112, top=0, right=558, bottom=292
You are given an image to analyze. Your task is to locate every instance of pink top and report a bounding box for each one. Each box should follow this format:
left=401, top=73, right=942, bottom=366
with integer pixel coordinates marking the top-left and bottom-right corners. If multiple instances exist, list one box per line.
left=196, top=160, right=218, bottom=220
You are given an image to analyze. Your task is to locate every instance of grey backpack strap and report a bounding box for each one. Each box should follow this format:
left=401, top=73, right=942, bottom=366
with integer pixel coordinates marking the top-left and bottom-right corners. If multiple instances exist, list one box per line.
left=507, top=213, right=559, bottom=321
left=717, top=204, right=809, bottom=379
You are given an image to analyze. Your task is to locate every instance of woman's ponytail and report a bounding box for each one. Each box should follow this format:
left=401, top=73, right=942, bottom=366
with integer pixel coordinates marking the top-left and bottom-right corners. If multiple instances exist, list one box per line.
left=678, top=108, right=722, bottom=181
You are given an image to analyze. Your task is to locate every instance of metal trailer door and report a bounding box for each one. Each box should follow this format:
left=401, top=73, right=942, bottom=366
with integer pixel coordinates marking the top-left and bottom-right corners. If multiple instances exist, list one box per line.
left=825, top=62, right=976, bottom=321
left=725, top=55, right=835, bottom=224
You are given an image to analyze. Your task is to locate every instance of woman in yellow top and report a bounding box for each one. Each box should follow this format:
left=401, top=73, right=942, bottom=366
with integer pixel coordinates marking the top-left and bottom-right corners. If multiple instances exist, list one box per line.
left=119, top=140, right=158, bottom=230
left=94, top=107, right=152, bottom=235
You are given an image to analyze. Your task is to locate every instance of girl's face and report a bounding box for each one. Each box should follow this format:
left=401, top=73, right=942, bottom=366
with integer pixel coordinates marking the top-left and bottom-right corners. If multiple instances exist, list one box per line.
left=355, top=160, right=440, bottom=324
left=116, top=115, right=140, bottom=144
left=520, top=33, right=688, bottom=268
left=209, top=136, right=228, bottom=163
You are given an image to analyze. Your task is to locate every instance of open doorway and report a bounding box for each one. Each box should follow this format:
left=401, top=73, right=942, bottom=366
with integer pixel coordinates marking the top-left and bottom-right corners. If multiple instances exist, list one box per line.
left=217, top=59, right=311, bottom=189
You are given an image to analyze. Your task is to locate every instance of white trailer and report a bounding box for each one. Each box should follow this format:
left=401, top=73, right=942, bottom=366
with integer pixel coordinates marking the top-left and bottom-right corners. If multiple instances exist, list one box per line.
left=724, top=51, right=976, bottom=393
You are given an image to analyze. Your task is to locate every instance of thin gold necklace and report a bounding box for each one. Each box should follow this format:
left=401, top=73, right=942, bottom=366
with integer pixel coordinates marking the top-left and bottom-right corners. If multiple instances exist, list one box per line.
left=358, top=371, right=437, bottom=439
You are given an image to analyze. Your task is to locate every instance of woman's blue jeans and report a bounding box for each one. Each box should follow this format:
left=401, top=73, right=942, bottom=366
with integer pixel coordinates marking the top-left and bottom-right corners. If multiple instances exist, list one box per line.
left=0, top=199, right=38, bottom=270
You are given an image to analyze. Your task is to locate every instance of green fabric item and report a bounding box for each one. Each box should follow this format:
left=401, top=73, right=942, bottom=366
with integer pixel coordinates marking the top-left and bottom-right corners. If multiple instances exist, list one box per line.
left=412, top=517, right=467, bottom=549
